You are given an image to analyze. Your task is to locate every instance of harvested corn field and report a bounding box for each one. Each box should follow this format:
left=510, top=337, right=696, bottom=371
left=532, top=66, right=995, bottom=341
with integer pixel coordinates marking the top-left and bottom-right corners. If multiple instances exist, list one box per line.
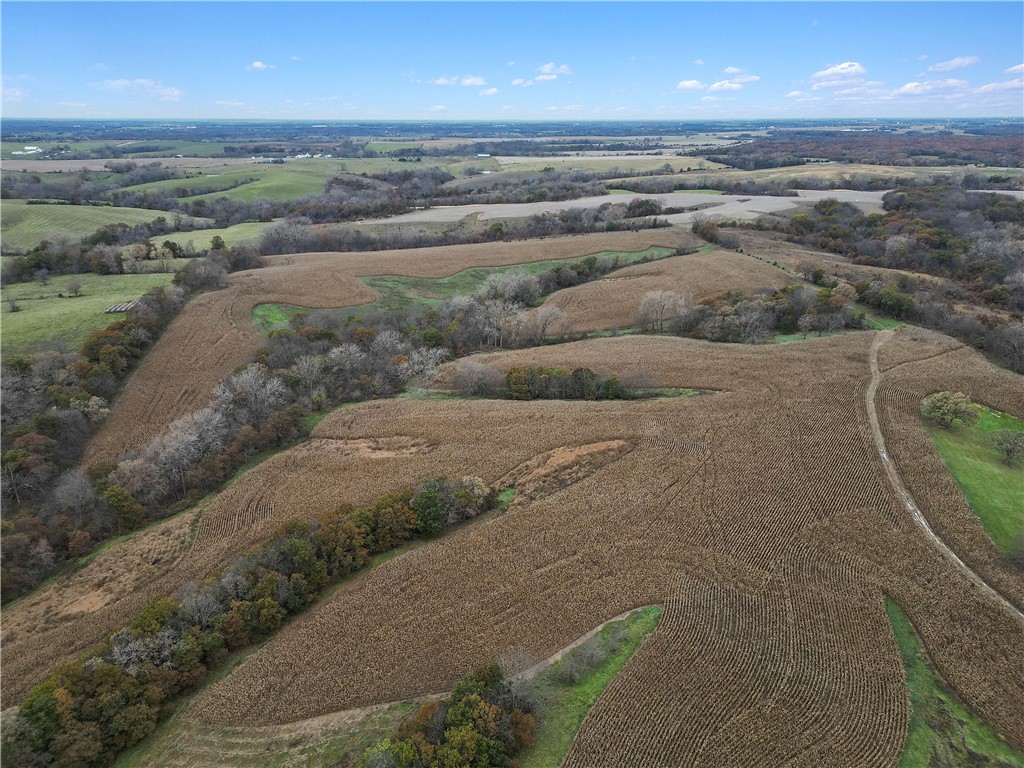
left=532, top=248, right=797, bottom=332
left=10, top=329, right=1022, bottom=766
left=85, top=228, right=685, bottom=462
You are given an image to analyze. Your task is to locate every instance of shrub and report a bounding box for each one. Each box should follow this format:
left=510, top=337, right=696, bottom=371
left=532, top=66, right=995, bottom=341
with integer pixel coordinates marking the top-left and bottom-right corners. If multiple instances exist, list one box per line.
left=921, top=392, right=978, bottom=429
left=992, top=429, right=1024, bottom=465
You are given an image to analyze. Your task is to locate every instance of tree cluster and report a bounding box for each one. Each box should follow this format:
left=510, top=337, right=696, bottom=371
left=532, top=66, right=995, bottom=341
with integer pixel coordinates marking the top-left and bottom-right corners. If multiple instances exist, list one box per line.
left=362, top=665, right=539, bottom=768
left=3, top=476, right=497, bottom=768
left=1, top=255, right=261, bottom=602
left=662, top=282, right=865, bottom=344
left=706, top=131, right=1024, bottom=168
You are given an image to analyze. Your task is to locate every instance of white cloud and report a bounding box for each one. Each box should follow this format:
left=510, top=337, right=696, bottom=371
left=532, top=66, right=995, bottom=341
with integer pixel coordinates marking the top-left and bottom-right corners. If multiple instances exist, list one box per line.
left=785, top=90, right=823, bottom=103
left=479, top=87, right=498, bottom=96
left=812, top=61, right=866, bottom=79
left=511, top=78, right=531, bottom=87
left=732, top=74, right=760, bottom=84
left=429, top=105, right=447, bottom=112
left=895, top=78, right=968, bottom=95
left=99, top=78, right=183, bottom=101
left=834, top=84, right=886, bottom=96
left=812, top=77, right=864, bottom=91
left=538, top=62, right=572, bottom=75
left=675, top=79, right=705, bottom=91
left=432, top=76, right=458, bottom=85
left=460, top=75, right=486, bottom=86
left=534, top=74, right=558, bottom=82
left=692, top=59, right=704, bottom=66
left=708, top=80, right=742, bottom=92
left=723, top=66, right=744, bottom=75
left=506, top=61, right=516, bottom=67
left=216, top=100, right=245, bottom=107
left=3, top=87, right=26, bottom=102
left=57, top=101, right=87, bottom=107
left=246, top=60, right=274, bottom=71
left=917, top=54, right=929, bottom=61
left=976, top=78, right=1023, bottom=93
left=928, top=56, right=980, bottom=72
left=1005, top=63, right=1024, bottom=75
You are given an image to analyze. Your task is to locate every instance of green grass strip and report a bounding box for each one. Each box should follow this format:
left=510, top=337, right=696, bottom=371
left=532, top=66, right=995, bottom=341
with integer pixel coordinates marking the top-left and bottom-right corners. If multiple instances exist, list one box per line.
left=521, top=606, right=662, bottom=768
left=925, top=403, right=1024, bottom=555
left=886, top=598, right=1024, bottom=767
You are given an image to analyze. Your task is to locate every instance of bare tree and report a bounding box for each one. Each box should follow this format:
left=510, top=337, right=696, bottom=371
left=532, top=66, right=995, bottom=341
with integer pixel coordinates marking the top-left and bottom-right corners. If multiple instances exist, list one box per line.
left=452, top=359, right=504, bottom=397
left=66, top=278, right=82, bottom=297
left=534, top=305, right=569, bottom=341
left=213, top=365, right=289, bottom=430
left=638, top=290, right=688, bottom=331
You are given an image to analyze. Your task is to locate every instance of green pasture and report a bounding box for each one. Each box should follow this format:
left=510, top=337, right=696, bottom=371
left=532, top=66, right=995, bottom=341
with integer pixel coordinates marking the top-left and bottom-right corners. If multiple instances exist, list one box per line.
left=1, top=199, right=209, bottom=253
left=153, top=221, right=276, bottom=250
left=1, top=272, right=175, bottom=355
left=926, top=402, right=1024, bottom=556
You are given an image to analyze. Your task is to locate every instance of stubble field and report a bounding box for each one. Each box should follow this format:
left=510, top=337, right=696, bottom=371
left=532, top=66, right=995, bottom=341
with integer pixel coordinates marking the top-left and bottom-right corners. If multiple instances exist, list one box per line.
left=6, top=330, right=1023, bottom=767
left=84, top=228, right=685, bottom=462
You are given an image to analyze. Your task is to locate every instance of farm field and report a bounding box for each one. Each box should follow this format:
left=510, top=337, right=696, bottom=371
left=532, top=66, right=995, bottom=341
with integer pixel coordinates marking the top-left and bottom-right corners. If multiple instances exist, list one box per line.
left=531, top=248, right=797, bottom=333
left=112, top=606, right=660, bottom=768
left=609, top=163, right=1024, bottom=189
left=0, top=199, right=204, bottom=253
left=352, top=189, right=887, bottom=227
left=520, top=606, right=662, bottom=768
left=83, top=228, right=686, bottom=462
left=3, top=116, right=1024, bottom=768
left=154, top=221, right=276, bottom=250
left=885, top=599, right=1024, bottom=767
left=252, top=246, right=679, bottom=332
left=495, top=155, right=729, bottom=172
left=0, top=272, right=175, bottom=355
left=0, top=157, right=259, bottom=172
left=0, top=139, right=232, bottom=160
left=5, top=330, right=1023, bottom=768
left=926, top=403, right=1024, bottom=555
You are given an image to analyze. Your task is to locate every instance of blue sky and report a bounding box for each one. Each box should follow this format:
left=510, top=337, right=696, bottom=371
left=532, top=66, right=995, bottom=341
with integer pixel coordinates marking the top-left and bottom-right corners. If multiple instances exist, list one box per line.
left=2, top=2, right=1022, bottom=119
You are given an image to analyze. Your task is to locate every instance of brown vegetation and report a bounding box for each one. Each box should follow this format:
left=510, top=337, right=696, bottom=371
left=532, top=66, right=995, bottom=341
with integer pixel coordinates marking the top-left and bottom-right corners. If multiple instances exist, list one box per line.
left=85, top=228, right=683, bottom=462
left=532, top=248, right=796, bottom=332
left=6, top=330, right=1022, bottom=765
left=176, top=331, right=1022, bottom=768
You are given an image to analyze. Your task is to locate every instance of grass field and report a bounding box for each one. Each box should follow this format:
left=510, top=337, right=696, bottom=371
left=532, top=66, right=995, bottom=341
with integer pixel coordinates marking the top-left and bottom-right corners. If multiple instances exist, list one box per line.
left=521, top=606, right=662, bottom=768
left=497, top=156, right=727, bottom=174
left=1, top=272, right=174, bottom=355
left=251, top=247, right=676, bottom=332
left=116, top=157, right=501, bottom=203
left=117, top=171, right=259, bottom=197
left=154, top=221, right=275, bottom=250
left=885, top=599, right=1024, bottom=767
left=925, top=403, right=1024, bottom=555
left=1, top=200, right=201, bottom=253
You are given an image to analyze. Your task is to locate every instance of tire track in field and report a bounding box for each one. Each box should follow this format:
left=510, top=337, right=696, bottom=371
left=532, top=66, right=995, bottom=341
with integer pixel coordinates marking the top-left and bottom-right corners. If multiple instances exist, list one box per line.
left=867, top=330, right=1024, bottom=622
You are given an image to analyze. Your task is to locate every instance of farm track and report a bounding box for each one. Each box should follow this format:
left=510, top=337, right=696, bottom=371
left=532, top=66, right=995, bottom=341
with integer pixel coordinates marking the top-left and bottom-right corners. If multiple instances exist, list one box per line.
left=868, top=330, right=1024, bottom=620
left=7, top=329, right=1023, bottom=761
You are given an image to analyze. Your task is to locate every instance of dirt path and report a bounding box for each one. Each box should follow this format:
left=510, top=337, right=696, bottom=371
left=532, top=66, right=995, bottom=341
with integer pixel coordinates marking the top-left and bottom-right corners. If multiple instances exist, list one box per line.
left=867, top=330, right=1024, bottom=622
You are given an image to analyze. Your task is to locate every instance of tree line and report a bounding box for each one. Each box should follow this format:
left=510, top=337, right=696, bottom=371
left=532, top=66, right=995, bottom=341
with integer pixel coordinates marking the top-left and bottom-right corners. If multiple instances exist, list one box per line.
left=1, top=248, right=263, bottom=601
left=2, top=476, right=501, bottom=767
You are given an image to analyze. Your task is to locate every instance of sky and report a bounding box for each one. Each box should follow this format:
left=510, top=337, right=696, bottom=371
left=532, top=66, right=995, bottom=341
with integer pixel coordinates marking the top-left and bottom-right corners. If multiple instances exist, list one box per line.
left=2, top=1, right=1022, bottom=120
